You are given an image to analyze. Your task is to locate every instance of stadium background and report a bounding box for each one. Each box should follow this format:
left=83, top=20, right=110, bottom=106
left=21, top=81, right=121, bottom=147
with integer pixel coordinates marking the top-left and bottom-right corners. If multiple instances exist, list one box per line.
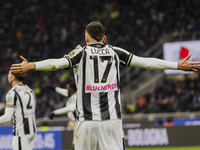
left=0, top=0, right=200, bottom=149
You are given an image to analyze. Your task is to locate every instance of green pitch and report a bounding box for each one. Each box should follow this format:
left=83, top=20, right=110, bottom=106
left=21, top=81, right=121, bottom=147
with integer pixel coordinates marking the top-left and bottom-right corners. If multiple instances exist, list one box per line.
left=126, top=146, right=200, bottom=150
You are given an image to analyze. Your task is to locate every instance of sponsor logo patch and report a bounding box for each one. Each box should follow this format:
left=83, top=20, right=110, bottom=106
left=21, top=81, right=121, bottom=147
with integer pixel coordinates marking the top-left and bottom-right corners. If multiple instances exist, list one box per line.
left=6, top=97, right=12, bottom=102
left=68, top=50, right=75, bottom=56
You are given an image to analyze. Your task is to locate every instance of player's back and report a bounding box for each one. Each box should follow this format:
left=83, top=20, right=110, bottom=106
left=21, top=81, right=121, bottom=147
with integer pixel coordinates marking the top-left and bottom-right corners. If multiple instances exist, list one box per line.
left=7, top=84, right=36, bottom=135
left=76, top=43, right=121, bottom=121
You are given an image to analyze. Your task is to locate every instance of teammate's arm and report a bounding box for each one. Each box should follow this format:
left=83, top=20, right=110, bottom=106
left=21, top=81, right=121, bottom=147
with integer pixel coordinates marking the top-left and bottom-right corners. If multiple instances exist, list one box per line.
left=47, top=86, right=68, bottom=97
left=49, top=103, right=76, bottom=120
left=130, top=54, right=200, bottom=71
left=0, top=107, right=15, bottom=125
left=55, top=87, right=68, bottom=97
left=54, top=103, right=76, bottom=115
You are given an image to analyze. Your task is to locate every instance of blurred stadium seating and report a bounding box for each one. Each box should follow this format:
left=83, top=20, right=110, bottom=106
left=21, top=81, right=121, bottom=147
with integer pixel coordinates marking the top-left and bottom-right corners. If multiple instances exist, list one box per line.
left=1, top=0, right=200, bottom=149
left=0, top=0, right=200, bottom=119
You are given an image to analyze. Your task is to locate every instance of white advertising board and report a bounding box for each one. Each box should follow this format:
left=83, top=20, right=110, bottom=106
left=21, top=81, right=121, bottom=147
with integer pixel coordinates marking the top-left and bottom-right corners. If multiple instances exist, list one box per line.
left=163, top=40, right=200, bottom=74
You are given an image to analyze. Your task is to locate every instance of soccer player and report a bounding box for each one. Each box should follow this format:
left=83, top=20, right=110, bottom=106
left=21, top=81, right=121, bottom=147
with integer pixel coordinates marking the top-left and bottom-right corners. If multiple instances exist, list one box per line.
left=10, top=22, right=200, bottom=150
left=0, top=71, right=36, bottom=150
left=47, top=83, right=77, bottom=150
left=47, top=83, right=77, bottom=129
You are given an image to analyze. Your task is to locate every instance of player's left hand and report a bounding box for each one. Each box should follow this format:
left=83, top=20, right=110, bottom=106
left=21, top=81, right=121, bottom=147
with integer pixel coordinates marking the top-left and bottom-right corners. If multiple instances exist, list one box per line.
left=178, top=55, right=200, bottom=71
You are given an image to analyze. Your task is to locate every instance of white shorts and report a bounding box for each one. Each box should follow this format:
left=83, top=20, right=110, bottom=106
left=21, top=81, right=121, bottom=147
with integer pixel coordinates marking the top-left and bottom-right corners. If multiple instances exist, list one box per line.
left=73, top=119, right=124, bottom=150
left=12, top=134, right=36, bottom=150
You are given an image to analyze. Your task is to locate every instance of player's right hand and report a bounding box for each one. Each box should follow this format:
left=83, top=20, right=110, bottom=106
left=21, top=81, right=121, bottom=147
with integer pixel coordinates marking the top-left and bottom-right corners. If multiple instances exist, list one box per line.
left=10, top=55, right=36, bottom=74
left=49, top=111, right=55, bottom=120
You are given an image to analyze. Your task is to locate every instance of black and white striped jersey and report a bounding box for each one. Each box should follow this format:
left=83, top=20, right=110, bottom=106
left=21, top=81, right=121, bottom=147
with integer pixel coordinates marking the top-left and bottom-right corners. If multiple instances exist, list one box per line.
left=65, top=43, right=132, bottom=121
left=6, top=84, right=36, bottom=135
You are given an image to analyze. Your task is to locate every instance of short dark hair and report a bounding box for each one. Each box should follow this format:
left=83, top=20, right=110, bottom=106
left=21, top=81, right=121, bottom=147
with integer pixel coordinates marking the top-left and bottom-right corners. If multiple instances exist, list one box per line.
left=12, top=72, right=27, bottom=81
left=85, top=22, right=105, bottom=42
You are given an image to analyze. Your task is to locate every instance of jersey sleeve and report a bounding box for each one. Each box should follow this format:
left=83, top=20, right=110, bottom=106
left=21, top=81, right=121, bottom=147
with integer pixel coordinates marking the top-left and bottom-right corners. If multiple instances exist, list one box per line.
left=112, top=46, right=133, bottom=67
left=54, top=103, right=76, bottom=115
left=64, top=45, right=83, bottom=69
left=55, top=87, right=68, bottom=97
left=6, top=90, right=16, bottom=107
left=0, top=107, right=15, bottom=124
left=130, top=55, right=178, bottom=70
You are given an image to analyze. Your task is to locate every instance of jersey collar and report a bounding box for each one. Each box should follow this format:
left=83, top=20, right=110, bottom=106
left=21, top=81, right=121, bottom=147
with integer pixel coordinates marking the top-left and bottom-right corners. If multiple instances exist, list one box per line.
left=88, top=43, right=105, bottom=48
left=17, top=83, right=23, bottom=86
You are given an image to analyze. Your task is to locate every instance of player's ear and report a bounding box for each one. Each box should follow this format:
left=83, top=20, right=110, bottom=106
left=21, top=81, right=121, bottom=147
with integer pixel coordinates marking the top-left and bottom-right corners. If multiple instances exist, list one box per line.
left=85, top=35, right=89, bottom=43
left=13, top=74, right=17, bottom=81
left=102, top=35, right=106, bottom=43
left=85, top=30, right=90, bottom=43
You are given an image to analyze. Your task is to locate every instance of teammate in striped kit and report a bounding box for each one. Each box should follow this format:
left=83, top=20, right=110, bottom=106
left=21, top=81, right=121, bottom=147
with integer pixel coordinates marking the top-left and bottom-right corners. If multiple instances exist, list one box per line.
left=47, top=83, right=77, bottom=129
left=0, top=71, right=36, bottom=150
left=10, top=22, right=200, bottom=150
left=47, top=83, right=77, bottom=150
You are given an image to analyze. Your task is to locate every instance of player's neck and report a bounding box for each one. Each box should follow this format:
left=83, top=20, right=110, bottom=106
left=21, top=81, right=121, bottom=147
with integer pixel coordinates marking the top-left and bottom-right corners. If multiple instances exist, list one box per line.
left=12, top=81, right=23, bottom=87
left=87, top=41, right=104, bottom=46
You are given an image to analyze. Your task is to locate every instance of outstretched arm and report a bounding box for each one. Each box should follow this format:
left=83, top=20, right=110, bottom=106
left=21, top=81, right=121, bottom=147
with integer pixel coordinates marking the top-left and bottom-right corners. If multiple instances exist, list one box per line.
left=10, top=45, right=83, bottom=74
left=10, top=55, right=69, bottom=73
left=130, top=54, right=200, bottom=71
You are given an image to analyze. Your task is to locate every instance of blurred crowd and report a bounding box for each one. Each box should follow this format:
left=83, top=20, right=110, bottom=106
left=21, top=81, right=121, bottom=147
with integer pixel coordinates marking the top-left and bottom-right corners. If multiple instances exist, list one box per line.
left=0, top=0, right=200, bottom=117
left=123, top=74, right=200, bottom=114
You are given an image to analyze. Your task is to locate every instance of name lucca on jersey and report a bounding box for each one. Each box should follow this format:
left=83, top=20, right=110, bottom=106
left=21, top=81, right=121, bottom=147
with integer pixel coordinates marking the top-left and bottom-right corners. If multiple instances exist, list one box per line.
left=91, top=48, right=110, bottom=55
